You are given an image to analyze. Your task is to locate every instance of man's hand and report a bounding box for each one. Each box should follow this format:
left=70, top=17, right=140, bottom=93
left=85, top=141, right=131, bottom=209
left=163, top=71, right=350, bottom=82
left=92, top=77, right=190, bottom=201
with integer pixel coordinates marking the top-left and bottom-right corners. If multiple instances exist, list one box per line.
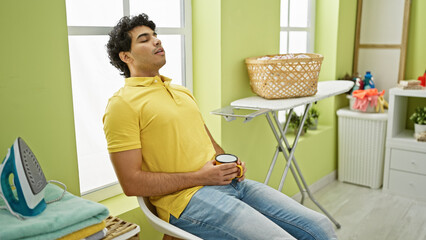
left=197, top=160, right=242, bottom=185
left=203, top=125, right=247, bottom=183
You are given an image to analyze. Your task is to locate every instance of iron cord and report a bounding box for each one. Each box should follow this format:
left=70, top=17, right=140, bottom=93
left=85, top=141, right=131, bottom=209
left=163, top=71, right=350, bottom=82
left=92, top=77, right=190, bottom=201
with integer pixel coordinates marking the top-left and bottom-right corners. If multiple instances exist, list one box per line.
left=0, top=180, right=67, bottom=220
left=45, top=180, right=67, bottom=204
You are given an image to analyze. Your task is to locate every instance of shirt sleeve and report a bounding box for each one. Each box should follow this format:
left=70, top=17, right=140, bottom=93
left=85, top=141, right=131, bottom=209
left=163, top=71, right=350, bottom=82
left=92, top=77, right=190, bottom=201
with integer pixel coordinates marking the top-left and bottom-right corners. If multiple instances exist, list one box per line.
left=103, top=96, right=141, bottom=153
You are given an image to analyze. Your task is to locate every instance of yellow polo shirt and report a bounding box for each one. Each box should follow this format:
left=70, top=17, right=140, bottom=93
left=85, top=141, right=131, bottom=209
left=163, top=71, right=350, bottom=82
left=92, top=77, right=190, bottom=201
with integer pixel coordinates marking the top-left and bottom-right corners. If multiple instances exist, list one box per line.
left=103, top=75, right=216, bottom=222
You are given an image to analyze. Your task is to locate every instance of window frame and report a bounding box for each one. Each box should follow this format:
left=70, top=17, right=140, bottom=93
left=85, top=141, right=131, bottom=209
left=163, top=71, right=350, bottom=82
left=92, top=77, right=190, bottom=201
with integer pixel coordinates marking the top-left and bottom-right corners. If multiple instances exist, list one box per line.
left=66, top=0, right=192, bottom=201
left=278, top=0, right=316, bottom=123
left=279, top=0, right=316, bottom=54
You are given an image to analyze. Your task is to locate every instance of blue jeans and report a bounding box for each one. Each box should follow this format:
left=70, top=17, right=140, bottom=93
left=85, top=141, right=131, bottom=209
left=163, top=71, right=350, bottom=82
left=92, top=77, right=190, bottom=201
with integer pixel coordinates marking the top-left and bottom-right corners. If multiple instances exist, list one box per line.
left=169, top=179, right=337, bottom=240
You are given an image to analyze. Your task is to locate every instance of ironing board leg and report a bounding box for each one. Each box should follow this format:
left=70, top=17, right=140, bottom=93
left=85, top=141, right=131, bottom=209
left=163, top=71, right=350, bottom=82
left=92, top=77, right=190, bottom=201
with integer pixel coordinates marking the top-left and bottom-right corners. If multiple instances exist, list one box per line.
left=266, top=113, right=296, bottom=190
left=289, top=164, right=306, bottom=204
left=268, top=108, right=341, bottom=229
left=290, top=156, right=341, bottom=229
left=266, top=107, right=308, bottom=192
left=264, top=147, right=279, bottom=185
left=264, top=146, right=306, bottom=204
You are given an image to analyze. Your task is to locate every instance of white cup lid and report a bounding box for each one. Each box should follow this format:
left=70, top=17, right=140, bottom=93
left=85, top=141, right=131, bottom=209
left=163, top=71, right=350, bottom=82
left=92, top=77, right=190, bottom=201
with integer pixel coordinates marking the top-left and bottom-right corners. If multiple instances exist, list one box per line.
left=215, top=154, right=237, bottom=163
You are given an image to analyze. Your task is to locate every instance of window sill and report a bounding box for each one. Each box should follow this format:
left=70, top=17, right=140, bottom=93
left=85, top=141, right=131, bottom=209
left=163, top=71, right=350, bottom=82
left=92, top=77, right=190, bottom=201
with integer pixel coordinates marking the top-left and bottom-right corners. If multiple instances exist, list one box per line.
left=100, top=193, right=140, bottom=217
left=284, top=124, right=333, bottom=143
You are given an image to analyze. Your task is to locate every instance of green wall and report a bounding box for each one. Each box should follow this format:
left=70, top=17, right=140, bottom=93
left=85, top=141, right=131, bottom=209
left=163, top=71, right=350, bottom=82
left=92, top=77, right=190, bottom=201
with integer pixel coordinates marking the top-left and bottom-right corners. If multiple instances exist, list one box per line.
left=192, top=0, right=222, bottom=143
left=219, top=0, right=284, bottom=190
left=0, top=0, right=80, bottom=195
left=405, top=0, right=426, bottom=78
left=405, top=0, right=426, bottom=129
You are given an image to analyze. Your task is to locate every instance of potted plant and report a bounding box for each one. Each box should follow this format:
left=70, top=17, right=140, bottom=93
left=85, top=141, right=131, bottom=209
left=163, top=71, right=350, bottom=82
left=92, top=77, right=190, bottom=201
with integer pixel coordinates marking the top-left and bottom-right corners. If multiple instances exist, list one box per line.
left=308, top=107, right=320, bottom=130
left=409, top=106, right=426, bottom=136
left=287, top=111, right=314, bottom=136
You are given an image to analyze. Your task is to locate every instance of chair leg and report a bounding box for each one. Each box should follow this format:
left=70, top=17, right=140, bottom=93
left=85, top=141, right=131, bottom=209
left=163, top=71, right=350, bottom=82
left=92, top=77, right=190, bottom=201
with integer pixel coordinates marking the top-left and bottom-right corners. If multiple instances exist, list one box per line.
left=163, top=234, right=182, bottom=240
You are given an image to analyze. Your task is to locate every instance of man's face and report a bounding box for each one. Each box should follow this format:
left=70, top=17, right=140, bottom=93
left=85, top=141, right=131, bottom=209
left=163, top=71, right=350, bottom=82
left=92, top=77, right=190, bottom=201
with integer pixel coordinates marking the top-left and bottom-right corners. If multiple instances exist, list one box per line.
left=125, top=25, right=166, bottom=76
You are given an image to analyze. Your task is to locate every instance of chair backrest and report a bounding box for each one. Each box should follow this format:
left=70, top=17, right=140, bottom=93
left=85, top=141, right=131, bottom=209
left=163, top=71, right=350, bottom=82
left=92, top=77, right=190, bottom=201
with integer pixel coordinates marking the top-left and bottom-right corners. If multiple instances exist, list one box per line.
left=137, top=196, right=202, bottom=240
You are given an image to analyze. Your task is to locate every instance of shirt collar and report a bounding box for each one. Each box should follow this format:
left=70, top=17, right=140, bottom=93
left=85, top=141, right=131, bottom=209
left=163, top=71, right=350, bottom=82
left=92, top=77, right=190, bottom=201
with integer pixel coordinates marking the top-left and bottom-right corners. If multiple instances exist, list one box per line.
left=125, top=75, right=172, bottom=87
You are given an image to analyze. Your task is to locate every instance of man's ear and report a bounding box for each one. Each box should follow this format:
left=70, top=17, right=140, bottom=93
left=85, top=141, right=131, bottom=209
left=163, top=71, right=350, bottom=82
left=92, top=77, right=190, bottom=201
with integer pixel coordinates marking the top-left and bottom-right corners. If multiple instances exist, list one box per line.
left=119, top=51, right=133, bottom=64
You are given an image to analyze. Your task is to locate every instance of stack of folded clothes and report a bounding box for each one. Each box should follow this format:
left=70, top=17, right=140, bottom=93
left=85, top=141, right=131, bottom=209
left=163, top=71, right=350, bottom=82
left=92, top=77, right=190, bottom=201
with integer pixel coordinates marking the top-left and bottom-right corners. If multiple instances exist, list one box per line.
left=398, top=80, right=424, bottom=90
left=0, top=183, right=110, bottom=240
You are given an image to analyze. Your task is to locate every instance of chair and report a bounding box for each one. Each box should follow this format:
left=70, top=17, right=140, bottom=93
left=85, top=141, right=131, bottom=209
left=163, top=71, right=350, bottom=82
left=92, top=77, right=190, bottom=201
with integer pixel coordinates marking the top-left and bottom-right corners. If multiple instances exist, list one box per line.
left=137, top=197, right=202, bottom=240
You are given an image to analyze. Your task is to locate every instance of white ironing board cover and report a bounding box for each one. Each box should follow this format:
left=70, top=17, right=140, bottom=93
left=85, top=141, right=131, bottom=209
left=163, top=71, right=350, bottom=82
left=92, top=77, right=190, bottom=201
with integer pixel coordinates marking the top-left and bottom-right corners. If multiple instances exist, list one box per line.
left=231, top=80, right=354, bottom=111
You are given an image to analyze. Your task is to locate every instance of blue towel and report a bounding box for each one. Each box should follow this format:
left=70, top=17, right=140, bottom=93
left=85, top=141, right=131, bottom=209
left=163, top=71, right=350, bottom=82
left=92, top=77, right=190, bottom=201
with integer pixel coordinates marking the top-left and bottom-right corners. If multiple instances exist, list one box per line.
left=0, top=183, right=109, bottom=240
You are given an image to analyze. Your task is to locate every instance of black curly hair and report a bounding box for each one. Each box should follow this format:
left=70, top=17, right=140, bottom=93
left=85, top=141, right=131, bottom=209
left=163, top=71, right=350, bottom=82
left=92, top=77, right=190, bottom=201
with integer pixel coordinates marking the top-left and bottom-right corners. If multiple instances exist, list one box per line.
left=107, top=14, right=156, bottom=78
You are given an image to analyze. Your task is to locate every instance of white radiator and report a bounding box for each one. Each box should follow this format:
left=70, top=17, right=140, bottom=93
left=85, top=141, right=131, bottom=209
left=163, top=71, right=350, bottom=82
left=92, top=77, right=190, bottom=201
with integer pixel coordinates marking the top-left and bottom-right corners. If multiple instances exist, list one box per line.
left=337, top=108, right=388, bottom=189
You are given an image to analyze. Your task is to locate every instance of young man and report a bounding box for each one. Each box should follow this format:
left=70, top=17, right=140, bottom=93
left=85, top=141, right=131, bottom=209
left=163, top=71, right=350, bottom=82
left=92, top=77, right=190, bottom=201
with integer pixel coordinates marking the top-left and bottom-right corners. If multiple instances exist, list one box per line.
left=103, top=14, right=337, bottom=240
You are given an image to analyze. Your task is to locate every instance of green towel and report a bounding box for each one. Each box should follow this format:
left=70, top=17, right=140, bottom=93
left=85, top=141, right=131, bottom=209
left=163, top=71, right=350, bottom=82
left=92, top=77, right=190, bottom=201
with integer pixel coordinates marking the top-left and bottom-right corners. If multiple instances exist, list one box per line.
left=0, top=183, right=109, bottom=240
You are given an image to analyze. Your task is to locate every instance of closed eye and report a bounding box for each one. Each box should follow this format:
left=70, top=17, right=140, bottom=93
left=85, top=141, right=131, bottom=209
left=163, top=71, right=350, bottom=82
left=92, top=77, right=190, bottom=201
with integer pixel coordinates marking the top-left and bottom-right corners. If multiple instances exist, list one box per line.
left=137, top=33, right=150, bottom=42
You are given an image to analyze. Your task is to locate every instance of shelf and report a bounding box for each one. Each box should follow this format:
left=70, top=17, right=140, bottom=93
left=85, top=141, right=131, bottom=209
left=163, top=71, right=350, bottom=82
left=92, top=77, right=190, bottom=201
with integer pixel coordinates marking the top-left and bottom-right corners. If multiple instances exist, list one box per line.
left=387, top=129, right=426, bottom=152
left=390, top=88, right=426, bottom=98
left=384, top=86, right=426, bottom=198
left=395, top=129, right=415, bottom=139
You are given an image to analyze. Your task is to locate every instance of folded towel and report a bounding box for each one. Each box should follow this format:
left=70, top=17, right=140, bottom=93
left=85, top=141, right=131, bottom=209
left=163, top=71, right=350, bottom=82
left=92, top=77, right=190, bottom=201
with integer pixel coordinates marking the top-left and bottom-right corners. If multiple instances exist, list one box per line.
left=0, top=183, right=109, bottom=240
left=83, top=228, right=108, bottom=240
left=58, top=221, right=106, bottom=240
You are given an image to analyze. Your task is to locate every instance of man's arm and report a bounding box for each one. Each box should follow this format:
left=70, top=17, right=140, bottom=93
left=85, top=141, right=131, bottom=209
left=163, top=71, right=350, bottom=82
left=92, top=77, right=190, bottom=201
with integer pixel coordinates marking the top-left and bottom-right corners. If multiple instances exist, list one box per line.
left=204, top=125, right=247, bottom=182
left=110, top=148, right=241, bottom=197
left=204, top=125, right=225, bottom=155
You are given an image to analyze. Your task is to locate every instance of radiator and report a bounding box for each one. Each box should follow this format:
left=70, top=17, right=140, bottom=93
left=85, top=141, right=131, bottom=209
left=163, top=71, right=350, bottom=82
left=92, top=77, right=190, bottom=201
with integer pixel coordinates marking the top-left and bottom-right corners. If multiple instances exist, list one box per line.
left=337, top=108, right=388, bottom=189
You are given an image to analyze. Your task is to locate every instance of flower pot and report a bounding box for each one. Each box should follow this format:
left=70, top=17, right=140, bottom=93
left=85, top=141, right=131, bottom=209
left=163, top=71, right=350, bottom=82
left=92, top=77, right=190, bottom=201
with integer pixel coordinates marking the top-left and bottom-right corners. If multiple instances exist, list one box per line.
left=294, top=128, right=306, bottom=136
left=309, top=118, right=318, bottom=130
left=414, top=123, right=426, bottom=135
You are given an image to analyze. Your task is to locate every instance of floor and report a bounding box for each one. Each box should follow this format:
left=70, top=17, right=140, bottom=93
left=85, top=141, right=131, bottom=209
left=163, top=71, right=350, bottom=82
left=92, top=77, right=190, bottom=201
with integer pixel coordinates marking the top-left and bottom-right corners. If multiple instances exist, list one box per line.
left=302, top=181, right=426, bottom=240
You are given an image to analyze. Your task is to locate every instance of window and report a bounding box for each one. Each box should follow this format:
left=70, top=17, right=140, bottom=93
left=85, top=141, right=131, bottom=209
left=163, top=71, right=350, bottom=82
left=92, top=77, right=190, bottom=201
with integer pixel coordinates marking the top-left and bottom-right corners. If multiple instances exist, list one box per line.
left=66, top=0, right=192, bottom=201
left=278, top=0, right=315, bottom=122
left=279, top=0, right=315, bottom=54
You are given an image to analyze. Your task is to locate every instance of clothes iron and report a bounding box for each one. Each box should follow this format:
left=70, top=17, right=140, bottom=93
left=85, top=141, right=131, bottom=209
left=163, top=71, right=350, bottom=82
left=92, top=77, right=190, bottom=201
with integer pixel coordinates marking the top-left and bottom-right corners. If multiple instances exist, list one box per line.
left=0, top=137, right=48, bottom=217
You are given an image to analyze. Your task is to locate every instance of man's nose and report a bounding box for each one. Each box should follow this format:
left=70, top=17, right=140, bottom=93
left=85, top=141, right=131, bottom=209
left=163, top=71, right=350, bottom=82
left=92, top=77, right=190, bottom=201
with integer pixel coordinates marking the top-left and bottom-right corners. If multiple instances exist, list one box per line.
left=153, top=37, right=161, bottom=46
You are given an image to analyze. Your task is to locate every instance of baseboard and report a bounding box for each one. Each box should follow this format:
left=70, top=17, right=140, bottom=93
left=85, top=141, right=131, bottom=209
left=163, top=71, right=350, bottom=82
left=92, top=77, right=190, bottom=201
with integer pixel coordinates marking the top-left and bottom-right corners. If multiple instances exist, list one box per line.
left=291, top=170, right=336, bottom=202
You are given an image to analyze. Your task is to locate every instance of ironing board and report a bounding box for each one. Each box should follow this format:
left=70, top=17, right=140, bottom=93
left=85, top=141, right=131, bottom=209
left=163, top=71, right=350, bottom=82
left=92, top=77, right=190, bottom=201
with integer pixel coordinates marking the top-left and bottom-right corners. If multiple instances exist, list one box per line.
left=211, top=80, right=354, bottom=229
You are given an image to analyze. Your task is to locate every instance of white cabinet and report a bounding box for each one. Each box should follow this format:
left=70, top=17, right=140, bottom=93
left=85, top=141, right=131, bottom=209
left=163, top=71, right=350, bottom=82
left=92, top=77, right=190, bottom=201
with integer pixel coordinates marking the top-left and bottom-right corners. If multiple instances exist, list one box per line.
left=337, top=108, right=388, bottom=189
left=383, top=88, right=426, bottom=200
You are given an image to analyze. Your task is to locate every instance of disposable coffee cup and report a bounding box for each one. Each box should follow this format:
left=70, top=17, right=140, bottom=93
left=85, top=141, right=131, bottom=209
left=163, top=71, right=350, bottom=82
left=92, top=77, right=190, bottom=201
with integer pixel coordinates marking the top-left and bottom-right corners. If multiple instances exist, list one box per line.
left=215, top=154, right=243, bottom=178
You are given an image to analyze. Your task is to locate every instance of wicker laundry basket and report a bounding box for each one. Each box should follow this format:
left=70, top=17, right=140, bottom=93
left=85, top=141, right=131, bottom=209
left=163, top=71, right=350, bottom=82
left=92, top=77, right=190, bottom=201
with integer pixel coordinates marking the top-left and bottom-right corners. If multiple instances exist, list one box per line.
left=245, top=53, right=324, bottom=99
